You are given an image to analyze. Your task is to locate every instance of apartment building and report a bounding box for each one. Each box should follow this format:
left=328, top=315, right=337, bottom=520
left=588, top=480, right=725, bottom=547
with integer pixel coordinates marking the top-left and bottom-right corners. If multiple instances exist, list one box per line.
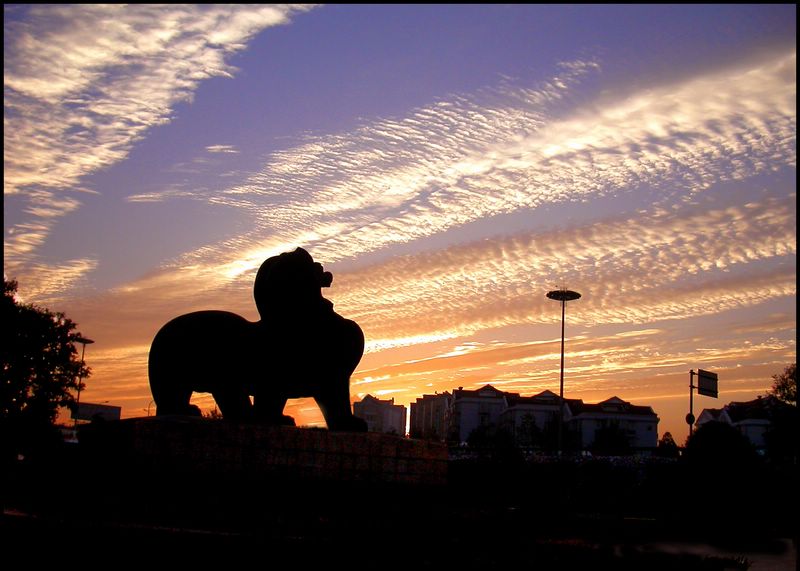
left=409, top=391, right=452, bottom=441
left=353, top=394, right=407, bottom=435
left=409, top=384, right=660, bottom=452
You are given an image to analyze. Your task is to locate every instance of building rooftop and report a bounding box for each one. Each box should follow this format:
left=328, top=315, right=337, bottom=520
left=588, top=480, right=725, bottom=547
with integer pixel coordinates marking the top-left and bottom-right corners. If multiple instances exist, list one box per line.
left=719, top=395, right=790, bottom=423
left=504, top=390, right=582, bottom=409
left=359, top=394, right=402, bottom=406
left=453, top=384, right=519, bottom=400
left=574, top=396, right=656, bottom=416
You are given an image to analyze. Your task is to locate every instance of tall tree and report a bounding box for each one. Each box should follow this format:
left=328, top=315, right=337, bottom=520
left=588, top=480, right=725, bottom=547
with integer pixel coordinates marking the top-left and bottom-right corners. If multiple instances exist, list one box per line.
left=769, top=363, right=796, bottom=405
left=764, top=364, right=798, bottom=463
left=656, top=431, right=680, bottom=458
left=2, top=279, right=91, bottom=456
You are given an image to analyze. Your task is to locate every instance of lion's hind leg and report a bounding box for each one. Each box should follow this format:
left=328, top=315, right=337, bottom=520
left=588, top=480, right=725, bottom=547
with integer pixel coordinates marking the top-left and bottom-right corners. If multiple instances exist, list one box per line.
left=211, top=389, right=253, bottom=421
left=254, top=394, right=295, bottom=426
left=154, top=384, right=201, bottom=417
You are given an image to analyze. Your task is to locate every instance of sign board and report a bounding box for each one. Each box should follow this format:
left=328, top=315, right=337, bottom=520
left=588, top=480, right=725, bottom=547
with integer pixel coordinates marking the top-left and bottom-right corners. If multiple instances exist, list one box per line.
left=74, top=402, right=121, bottom=422
left=697, top=369, right=718, bottom=398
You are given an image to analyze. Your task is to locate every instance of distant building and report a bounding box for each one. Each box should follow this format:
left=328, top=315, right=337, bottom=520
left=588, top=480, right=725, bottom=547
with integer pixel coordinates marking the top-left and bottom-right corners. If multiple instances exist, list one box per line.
left=501, top=390, right=580, bottom=446
left=353, top=395, right=407, bottom=435
left=409, top=391, right=452, bottom=441
left=571, top=396, right=659, bottom=450
left=410, top=383, right=660, bottom=453
left=71, top=402, right=122, bottom=423
left=450, top=385, right=515, bottom=444
left=696, top=395, right=791, bottom=452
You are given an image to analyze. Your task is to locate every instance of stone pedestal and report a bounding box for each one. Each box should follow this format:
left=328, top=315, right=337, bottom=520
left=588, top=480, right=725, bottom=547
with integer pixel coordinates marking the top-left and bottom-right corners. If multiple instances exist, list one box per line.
left=78, top=417, right=448, bottom=487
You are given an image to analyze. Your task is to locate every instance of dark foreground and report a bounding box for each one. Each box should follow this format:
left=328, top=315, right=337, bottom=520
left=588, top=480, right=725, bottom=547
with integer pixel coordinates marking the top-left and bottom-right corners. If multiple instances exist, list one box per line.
left=3, top=441, right=797, bottom=569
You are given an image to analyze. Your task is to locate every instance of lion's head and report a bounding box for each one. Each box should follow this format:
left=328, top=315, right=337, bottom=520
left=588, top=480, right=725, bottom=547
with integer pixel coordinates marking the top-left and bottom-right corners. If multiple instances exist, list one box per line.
left=254, top=247, right=333, bottom=320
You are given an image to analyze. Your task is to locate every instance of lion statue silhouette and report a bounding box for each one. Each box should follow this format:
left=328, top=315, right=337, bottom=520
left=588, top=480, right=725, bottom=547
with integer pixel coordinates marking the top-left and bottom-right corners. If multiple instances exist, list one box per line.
left=148, top=247, right=367, bottom=431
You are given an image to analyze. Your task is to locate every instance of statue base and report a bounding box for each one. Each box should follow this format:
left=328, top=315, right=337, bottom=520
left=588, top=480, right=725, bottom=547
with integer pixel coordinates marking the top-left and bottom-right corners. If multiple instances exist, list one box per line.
left=78, top=416, right=447, bottom=487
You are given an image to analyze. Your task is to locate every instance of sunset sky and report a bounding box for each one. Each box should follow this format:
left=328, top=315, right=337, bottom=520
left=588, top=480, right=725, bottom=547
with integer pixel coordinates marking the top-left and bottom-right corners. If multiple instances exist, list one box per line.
left=4, top=4, right=796, bottom=442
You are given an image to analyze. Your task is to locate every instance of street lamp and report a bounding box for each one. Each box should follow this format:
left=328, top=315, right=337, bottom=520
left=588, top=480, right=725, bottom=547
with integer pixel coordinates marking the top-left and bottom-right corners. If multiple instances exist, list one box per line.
left=546, top=288, right=581, bottom=456
left=73, top=336, right=94, bottom=427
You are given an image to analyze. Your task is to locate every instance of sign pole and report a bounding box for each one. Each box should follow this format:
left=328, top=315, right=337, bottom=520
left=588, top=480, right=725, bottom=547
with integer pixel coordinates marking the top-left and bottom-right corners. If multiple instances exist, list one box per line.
left=687, top=370, right=696, bottom=438
left=687, top=369, right=719, bottom=440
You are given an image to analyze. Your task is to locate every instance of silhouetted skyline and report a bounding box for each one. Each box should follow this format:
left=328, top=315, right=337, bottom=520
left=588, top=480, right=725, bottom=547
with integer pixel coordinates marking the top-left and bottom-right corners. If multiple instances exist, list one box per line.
left=3, top=5, right=796, bottom=441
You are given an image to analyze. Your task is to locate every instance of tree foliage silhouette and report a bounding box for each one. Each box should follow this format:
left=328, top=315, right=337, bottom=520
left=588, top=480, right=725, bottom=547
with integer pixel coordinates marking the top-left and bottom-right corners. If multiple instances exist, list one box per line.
left=2, top=279, right=90, bottom=457
left=591, top=421, right=631, bottom=456
left=683, top=420, right=757, bottom=467
left=762, top=365, right=798, bottom=463
left=515, top=413, right=541, bottom=448
left=655, top=431, right=680, bottom=458
left=467, top=423, right=515, bottom=449
left=769, top=363, right=796, bottom=405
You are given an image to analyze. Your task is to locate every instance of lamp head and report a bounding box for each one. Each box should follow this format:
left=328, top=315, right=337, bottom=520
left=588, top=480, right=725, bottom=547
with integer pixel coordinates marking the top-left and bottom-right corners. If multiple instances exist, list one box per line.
left=546, top=289, right=581, bottom=302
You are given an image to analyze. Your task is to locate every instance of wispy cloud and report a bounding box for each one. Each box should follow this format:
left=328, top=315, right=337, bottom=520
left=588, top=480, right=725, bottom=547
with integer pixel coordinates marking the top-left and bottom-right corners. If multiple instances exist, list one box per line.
left=61, top=48, right=795, bottom=347
left=5, top=5, right=314, bottom=194
left=8, top=258, right=99, bottom=305
left=125, top=184, right=202, bottom=204
left=348, top=323, right=795, bottom=406
left=333, top=195, right=796, bottom=349
left=66, top=189, right=795, bottom=361
left=4, top=4, right=317, bottom=291
left=205, top=144, right=240, bottom=154
left=169, top=48, right=795, bottom=286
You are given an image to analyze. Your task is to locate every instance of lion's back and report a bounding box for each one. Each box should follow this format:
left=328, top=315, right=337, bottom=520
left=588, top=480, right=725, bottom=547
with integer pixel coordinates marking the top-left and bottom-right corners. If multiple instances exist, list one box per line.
left=148, top=311, right=256, bottom=393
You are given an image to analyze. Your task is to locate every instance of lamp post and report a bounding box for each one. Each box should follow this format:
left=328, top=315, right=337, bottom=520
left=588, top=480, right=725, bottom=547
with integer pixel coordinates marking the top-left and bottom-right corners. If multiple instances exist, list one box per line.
left=73, top=336, right=94, bottom=427
left=546, top=288, right=581, bottom=456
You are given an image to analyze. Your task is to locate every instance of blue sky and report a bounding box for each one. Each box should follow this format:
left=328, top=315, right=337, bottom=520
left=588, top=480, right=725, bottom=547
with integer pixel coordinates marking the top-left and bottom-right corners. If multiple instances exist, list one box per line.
left=4, top=4, right=796, bottom=440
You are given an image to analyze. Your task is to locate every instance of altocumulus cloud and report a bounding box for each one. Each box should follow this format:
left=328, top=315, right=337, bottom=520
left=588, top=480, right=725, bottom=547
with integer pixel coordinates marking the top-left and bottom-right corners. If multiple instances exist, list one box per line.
left=169, top=49, right=795, bottom=285
left=14, top=37, right=794, bottom=368
left=68, top=48, right=795, bottom=337
left=331, top=195, right=796, bottom=350
left=3, top=4, right=317, bottom=289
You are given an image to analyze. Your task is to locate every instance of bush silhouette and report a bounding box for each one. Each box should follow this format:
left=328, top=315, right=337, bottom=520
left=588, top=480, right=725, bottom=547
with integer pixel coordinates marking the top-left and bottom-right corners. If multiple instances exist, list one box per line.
left=684, top=421, right=758, bottom=466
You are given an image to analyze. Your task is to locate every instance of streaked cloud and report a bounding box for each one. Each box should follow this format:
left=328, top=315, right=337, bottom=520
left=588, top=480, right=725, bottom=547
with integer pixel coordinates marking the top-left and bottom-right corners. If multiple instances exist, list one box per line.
left=5, top=4, right=314, bottom=194
left=4, top=4, right=317, bottom=291
left=329, top=194, right=796, bottom=349
left=125, top=185, right=202, bottom=204
left=6, top=258, right=99, bottom=305
left=55, top=47, right=795, bottom=352
left=68, top=189, right=794, bottom=355
left=348, top=320, right=795, bottom=403
left=205, top=144, right=240, bottom=154
left=167, top=48, right=795, bottom=287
